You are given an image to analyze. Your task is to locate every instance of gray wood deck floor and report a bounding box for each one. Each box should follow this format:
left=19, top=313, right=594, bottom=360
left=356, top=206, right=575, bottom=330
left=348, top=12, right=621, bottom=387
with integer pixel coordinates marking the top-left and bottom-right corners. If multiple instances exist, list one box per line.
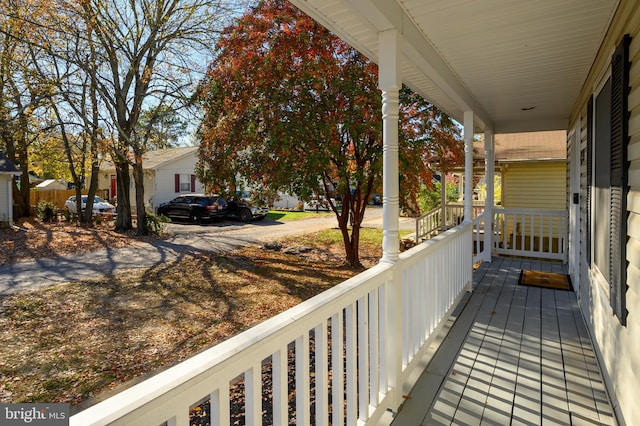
left=392, top=257, right=615, bottom=426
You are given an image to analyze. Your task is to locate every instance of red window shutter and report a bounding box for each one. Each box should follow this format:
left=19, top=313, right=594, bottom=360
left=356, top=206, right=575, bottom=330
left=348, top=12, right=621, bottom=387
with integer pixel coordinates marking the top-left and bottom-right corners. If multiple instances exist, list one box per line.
left=190, top=174, right=196, bottom=192
left=175, top=174, right=180, bottom=193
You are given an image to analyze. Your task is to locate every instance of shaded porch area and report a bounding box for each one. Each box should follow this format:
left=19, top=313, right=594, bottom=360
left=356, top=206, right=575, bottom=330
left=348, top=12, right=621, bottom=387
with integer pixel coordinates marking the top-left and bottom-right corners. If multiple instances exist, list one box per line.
left=393, top=257, right=615, bottom=425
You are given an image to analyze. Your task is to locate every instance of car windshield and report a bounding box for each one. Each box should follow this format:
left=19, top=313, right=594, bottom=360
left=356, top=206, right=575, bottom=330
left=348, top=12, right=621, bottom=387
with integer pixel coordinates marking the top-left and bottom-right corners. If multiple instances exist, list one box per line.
left=80, top=196, right=105, bottom=203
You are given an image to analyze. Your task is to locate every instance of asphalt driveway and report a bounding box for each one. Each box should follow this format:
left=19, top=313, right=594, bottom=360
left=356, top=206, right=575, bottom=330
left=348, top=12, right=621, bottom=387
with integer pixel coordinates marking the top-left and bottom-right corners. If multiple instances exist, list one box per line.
left=0, top=208, right=414, bottom=296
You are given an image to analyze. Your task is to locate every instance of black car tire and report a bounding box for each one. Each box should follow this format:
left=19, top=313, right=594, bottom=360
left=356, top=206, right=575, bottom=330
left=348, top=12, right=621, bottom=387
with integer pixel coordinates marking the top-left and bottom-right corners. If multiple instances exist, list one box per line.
left=238, top=208, right=252, bottom=222
left=190, top=212, right=202, bottom=224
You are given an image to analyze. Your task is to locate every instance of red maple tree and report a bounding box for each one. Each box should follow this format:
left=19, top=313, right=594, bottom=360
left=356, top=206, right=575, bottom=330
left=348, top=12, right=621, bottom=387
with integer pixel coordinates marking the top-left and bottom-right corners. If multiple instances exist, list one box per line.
left=197, top=0, right=463, bottom=266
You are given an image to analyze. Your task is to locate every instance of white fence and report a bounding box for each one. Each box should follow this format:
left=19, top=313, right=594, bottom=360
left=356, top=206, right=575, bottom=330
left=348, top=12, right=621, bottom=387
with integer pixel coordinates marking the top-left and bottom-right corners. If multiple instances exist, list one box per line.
left=493, top=208, right=568, bottom=261
left=70, top=224, right=473, bottom=426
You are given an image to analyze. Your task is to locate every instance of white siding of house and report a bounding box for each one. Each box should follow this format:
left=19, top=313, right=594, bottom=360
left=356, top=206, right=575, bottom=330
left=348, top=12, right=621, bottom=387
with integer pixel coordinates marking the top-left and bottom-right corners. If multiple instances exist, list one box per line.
left=152, top=154, right=204, bottom=210
left=501, top=162, right=566, bottom=210
left=572, top=1, right=640, bottom=424
left=0, top=175, right=10, bottom=224
left=97, top=151, right=204, bottom=211
left=272, top=192, right=302, bottom=209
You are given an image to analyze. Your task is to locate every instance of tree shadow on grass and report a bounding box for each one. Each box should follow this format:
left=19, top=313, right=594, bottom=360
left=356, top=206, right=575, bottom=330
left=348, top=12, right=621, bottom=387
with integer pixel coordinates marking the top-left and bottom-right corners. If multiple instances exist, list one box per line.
left=0, top=241, right=366, bottom=411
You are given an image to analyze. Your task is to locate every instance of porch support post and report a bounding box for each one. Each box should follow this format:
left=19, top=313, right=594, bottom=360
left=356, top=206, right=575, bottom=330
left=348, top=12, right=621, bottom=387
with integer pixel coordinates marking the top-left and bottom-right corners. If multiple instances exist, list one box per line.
left=440, top=171, right=447, bottom=230
left=463, top=111, right=474, bottom=222
left=379, top=29, right=401, bottom=264
left=378, top=28, right=403, bottom=415
left=483, top=130, right=494, bottom=262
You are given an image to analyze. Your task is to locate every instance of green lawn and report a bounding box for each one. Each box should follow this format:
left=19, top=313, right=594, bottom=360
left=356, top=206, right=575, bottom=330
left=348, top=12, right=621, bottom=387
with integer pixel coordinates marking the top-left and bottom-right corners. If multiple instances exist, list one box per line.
left=283, top=227, right=414, bottom=247
left=266, top=210, right=333, bottom=222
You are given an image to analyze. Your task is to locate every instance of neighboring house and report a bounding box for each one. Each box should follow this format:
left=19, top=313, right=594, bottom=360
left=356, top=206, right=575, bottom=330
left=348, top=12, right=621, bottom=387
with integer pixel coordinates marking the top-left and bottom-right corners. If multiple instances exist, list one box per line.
left=0, top=152, right=21, bottom=226
left=35, top=179, right=68, bottom=191
left=272, top=192, right=302, bottom=210
left=98, top=146, right=204, bottom=211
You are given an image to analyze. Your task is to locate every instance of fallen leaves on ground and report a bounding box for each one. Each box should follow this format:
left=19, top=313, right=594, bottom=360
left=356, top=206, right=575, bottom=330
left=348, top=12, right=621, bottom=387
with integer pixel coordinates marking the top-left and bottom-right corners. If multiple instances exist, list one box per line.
left=0, top=224, right=379, bottom=409
left=0, top=218, right=162, bottom=266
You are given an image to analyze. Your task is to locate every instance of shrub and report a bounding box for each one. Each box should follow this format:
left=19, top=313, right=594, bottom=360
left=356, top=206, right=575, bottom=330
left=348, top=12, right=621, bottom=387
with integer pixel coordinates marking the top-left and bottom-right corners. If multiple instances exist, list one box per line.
left=35, top=200, right=56, bottom=222
left=145, top=210, right=170, bottom=235
left=417, top=181, right=459, bottom=214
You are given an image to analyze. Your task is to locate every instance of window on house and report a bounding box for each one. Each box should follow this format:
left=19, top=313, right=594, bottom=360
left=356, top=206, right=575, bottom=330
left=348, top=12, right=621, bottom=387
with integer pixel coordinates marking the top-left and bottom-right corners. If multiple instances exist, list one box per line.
left=588, top=34, right=630, bottom=326
left=593, top=78, right=611, bottom=283
left=175, top=174, right=196, bottom=193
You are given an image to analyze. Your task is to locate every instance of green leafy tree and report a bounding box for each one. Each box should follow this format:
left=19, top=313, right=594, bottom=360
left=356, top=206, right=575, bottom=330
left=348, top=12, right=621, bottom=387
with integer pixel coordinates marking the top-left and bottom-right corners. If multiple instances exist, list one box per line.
left=418, top=179, right=460, bottom=214
left=135, top=105, right=188, bottom=151
left=197, top=0, right=463, bottom=266
left=29, top=136, right=73, bottom=181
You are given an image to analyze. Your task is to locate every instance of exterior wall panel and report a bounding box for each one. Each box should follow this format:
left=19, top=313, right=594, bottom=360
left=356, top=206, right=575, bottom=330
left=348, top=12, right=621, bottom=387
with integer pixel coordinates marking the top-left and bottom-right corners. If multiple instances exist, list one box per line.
left=579, top=105, right=593, bottom=317
left=573, top=1, right=640, bottom=424
left=97, top=151, right=204, bottom=211
left=0, top=176, right=9, bottom=223
left=154, top=155, right=205, bottom=210
left=502, top=162, right=566, bottom=210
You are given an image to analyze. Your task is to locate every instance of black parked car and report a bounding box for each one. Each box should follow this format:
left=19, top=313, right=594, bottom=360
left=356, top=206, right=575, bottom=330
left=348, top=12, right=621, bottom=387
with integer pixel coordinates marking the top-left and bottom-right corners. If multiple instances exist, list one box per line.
left=156, top=194, right=228, bottom=224
left=226, top=198, right=269, bottom=222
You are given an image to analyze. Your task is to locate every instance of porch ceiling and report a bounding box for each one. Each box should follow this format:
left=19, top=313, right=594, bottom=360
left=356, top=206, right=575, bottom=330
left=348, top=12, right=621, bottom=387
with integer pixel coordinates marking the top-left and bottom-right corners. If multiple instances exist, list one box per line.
left=289, top=0, right=619, bottom=133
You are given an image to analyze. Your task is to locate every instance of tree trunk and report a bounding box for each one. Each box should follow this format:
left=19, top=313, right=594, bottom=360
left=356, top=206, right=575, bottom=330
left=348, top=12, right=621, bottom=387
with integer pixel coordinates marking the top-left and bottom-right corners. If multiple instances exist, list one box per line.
left=335, top=188, right=364, bottom=267
left=115, top=160, right=132, bottom=231
left=82, top=162, right=101, bottom=224
left=3, top=141, right=27, bottom=217
left=15, top=148, right=30, bottom=217
left=132, top=160, right=147, bottom=236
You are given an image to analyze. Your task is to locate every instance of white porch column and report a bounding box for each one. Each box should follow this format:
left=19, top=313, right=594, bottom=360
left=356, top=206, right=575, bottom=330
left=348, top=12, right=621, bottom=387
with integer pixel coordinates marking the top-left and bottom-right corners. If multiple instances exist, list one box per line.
left=378, top=28, right=403, bottom=416
left=379, top=29, right=401, bottom=264
left=463, top=111, right=474, bottom=222
left=440, top=171, right=447, bottom=230
left=483, top=130, right=494, bottom=262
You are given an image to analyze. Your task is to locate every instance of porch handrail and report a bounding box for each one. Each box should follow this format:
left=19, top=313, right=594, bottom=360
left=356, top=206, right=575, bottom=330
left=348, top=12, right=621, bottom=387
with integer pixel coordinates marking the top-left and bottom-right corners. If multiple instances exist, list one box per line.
left=415, top=206, right=442, bottom=241
left=70, top=224, right=473, bottom=426
left=493, top=207, right=568, bottom=261
left=415, top=203, right=485, bottom=242
left=472, top=213, right=486, bottom=264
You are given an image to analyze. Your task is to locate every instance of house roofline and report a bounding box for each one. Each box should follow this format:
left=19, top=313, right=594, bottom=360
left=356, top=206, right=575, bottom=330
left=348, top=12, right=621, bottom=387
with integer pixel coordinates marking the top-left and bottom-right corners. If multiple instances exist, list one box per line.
left=148, top=147, right=198, bottom=171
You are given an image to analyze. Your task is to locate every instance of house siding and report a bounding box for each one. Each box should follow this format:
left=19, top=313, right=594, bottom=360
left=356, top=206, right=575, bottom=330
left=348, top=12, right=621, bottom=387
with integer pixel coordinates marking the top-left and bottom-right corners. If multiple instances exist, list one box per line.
left=153, top=155, right=204, bottom=210
left=572, top=1, right=640, bottom=424
left=501, top=162, right=566, bottom=210
left=97, top=149, right=205, bottom=211
left=0, top=176, right=10, bottom=224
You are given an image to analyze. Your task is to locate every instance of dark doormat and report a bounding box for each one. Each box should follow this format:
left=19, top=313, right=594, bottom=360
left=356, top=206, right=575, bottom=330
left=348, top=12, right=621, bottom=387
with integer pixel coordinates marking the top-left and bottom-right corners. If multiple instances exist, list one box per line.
left=518, top=270, right=572, bottom=291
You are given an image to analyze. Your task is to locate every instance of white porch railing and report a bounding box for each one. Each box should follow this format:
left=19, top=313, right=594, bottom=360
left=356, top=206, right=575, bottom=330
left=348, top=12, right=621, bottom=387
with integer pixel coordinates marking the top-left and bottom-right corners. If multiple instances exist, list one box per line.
left=493, top=208, right=568, bottom=261
left=415, top=203, right=484, bottom=242
left=70, top=224, right=473, bottom=426
left=472, top=213, right=487, bottom=264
